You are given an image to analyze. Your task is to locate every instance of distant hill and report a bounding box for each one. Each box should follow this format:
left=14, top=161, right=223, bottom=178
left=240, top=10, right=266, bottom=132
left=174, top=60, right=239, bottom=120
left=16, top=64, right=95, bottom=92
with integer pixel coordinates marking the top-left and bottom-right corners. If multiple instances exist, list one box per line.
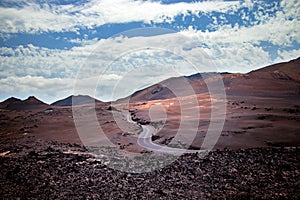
left=0, top=96, right=49, bottom=110
left=51, top=95, right=106, bottom=106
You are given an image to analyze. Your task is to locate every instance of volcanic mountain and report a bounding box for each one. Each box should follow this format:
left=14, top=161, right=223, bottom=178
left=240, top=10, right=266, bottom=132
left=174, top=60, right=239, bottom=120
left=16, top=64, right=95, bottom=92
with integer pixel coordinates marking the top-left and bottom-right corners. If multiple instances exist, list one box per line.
left=0, top=96, right=49, bottom=110
left=51, top=95, right=107, bottom=106
left=119, top=57, right=300, bottom=102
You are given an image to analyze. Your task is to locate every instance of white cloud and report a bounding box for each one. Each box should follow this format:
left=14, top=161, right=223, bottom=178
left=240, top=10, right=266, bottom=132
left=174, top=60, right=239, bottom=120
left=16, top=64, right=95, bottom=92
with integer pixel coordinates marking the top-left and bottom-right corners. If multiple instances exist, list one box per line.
left=191, top=16, right=299, bottom=47
left=0, top=42, right=100, bottom=79
left=0, top=0, right=239, bottom=36
left=0, top=75, right=74, bottom=103
left=178, top=0, right=300, bottom=72
left=83, top=0, right=239, bottom=24
left=0, top=73, right=125, bottom=103
left=275, top=49, right=300, bottom=63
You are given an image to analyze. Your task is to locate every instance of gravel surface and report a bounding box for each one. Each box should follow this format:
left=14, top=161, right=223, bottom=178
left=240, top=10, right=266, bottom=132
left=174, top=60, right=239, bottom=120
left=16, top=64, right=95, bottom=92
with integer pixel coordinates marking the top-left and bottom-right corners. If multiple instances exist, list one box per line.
left=0, top=140, right=299, bottom=199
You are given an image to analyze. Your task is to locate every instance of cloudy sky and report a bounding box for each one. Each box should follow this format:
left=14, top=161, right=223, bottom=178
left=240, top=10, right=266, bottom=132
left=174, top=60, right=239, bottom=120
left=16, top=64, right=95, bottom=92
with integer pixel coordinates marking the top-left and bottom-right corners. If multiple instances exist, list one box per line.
left=0, top=0, right=299, bottom=103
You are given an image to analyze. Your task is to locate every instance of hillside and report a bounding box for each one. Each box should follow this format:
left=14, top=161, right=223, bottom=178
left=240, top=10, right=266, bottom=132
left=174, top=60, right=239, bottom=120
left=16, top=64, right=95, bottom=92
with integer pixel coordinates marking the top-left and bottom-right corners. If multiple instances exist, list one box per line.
left=118, top=57, right=300, bottom=102
left=249, top=57, right=300, bottom=82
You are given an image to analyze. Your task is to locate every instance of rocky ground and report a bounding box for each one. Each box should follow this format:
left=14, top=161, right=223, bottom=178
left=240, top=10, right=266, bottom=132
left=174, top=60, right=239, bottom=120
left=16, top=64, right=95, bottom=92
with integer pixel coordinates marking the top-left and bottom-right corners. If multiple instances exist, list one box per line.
left=0, top=138, right=299, bottom=199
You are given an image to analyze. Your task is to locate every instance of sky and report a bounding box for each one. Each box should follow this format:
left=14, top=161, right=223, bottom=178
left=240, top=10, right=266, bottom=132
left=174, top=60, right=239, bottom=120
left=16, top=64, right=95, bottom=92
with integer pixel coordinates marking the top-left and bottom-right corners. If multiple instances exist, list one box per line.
left=0, top=0, right=299, bottom=103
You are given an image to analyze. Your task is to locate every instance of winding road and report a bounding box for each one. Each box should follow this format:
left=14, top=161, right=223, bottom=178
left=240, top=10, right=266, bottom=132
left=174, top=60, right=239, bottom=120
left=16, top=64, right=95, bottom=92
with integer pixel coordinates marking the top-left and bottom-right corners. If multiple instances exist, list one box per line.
left=125, top=113, right=206, bottom=154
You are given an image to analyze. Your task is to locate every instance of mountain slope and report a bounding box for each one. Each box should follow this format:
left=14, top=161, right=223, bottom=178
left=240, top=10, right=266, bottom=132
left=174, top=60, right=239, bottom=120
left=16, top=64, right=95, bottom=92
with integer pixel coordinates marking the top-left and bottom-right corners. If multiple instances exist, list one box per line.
left=117, top=57, right=300, bottom=102
left=249, top=57, right=300, bottom=82
left=224, top=57, right=300, bottom=96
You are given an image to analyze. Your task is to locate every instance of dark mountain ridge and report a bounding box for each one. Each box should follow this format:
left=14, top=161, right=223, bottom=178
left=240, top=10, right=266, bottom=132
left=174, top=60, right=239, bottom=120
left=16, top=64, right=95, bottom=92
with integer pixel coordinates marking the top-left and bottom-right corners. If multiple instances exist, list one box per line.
left=0, top=96, right=48, bottom=110
left=51, top=95, right=106, bottom=106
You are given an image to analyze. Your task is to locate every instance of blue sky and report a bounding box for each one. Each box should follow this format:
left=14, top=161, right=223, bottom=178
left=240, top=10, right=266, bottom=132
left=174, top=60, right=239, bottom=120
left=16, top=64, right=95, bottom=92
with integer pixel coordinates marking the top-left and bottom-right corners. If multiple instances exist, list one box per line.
left=0, top=0, right=299, bottom=103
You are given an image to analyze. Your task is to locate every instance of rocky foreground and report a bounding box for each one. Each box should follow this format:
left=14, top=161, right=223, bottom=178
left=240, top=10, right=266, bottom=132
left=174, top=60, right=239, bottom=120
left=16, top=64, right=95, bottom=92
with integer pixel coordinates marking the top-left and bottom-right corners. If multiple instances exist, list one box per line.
left=0, top=140, right=299, bottom=199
